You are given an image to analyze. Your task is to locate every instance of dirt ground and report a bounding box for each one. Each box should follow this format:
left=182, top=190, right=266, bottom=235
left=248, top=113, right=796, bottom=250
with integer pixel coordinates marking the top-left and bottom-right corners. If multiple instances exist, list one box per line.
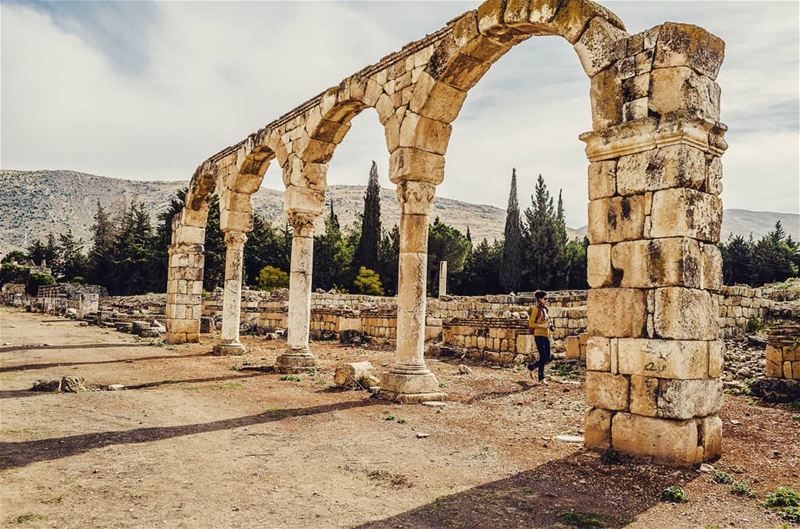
left=1, top=307, right=798, bottom=529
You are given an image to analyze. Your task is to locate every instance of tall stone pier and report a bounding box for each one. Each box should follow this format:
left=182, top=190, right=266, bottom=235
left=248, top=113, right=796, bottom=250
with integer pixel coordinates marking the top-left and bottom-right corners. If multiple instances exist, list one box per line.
left=581, top=23, right=727, bottom=464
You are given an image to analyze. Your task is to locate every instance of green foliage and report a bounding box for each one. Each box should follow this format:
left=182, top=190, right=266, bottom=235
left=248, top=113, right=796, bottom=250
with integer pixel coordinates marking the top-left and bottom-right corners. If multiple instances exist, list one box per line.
left=353, top=161, right=382, bottom=273
left=457, top=238, right=504, bottom=295
left=279, top=374, right=301, bottom=382
left=0, top=263, right=30, bottom=286
left=1, top=250, right=26, bottom=263
left=377, top=225, right=400, bottom=295
left=720, top=223, right=799, bottom=287
left=712, top=470, right=733, bottom=484
left=661, top=485, right=688, bottom=503
left=764, top=487, right=800, bottom=523
left=313, top=202, right=354, bottom=291
left=428, top=217, right=470, bottom=295
left=27, top=272, right=55, bottom=295
left=353, top=266, right=384, bottom=296
left=245, top=214, right=290, bottom=286
left=522, top=174, right=568, bottom=290
left=600, top=448, right=620, bottom=465
left=731, top=480, right=755, bottom=497
left=500, top=168, right=524, bottom=292
left=558, top=511, right=608, bottom=528
left=256, top=265, right=289, bottom=291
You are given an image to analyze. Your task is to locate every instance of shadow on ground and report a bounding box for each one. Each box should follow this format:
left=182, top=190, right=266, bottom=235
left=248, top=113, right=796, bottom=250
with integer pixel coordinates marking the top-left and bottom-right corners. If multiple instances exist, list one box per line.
left=0, top=343, right=148, bottom=354
left=0, top=398, right=378, bottom=470
left=0, top=353, right=209, bottom=372
left=354, top=452, right=696, bottom=529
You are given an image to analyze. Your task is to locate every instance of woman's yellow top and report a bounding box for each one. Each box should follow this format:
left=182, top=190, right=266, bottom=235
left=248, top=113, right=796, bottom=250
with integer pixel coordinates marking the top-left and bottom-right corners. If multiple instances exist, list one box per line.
left=528, top=304, right=550, bottom=338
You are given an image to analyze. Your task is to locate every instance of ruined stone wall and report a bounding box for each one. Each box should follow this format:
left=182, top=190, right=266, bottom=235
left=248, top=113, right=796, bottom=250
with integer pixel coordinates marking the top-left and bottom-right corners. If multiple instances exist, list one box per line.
left=718, top=285, right=774, bottom=338
left=766, top=325, right=800, bottom=380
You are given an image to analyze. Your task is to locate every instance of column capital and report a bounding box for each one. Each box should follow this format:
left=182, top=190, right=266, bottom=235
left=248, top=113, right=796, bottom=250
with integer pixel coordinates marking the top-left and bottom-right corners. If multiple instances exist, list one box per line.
left=287, top=210, right=318, bottom=237
left=223, top=230, right=248, bottom=248
left=396, top=180, right=436, bottom=215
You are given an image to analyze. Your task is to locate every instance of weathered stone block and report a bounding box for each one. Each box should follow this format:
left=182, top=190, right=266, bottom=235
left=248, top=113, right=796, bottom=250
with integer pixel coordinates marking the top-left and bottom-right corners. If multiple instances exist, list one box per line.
left=551, top=0, right=626, bottom=44
left=700, top=244, right=723, bottom=291
left=586, top=336, right=611, bottom=371
left=586, top=371, right=629, bottom=411
left=390, top=148, right=445, bottom=185
left=565, top=335, right=581, bottom=359
left=612, top=412, right=698, bottom=465
left=653, top=22, right=725, bottom=80
left=398, top=112, right=452, bottom=155
left=654, top=287, right=718, bottom=340
left=574, top=17, right=627, bottom=77
left=587, top=195, right=645, bottom=243
left=590, top=67, right=623, bottom=131
left=650, top=188, right=722, bottom=242
left=629, top=375, right=659, bottom=416
left=706, top=155, right=723, bottom=195
left=617, top=338, right=708, bottom=379
left=657, top=378, right=722, bottom=420
left=409, top=72, right=467, bottom=123
left=610, top=238, right=702, bottom=289
left=588, top=160, right=616, bottom=200
left=585, top=407, right=613, bottom=449
left=587, top=288, right=646, bottom=338
left=708, top=341, right=723, bottom=378
left=587, top=244, right=613, bottom=288
left=649, top=66, right=720, bottom=122
left=616, top=145, right=705, bottom=196
left=699, top=415, right=722, bottom=460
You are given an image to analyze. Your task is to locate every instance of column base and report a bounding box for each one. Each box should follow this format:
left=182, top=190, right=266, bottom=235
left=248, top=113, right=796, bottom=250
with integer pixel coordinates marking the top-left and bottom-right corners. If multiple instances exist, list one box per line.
left=275, top=349, right=318, bottom=373
left=378, top=371, right=446, bottom=404
left=212, top=342, right=245, bottom=356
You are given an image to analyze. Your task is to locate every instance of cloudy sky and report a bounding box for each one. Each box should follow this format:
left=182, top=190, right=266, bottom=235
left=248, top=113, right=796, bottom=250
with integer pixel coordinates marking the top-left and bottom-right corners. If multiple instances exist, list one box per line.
left=2, top=1, right=798, bottom=228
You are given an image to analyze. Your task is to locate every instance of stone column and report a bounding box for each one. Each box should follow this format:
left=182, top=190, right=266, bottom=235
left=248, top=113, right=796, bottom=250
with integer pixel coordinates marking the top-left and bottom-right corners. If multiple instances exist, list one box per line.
left=438, top=260, right=447, bottom=298
left=212, top=231, right=247, bottom=355
left=165, top=214, right=206, bottom=345
left=580, top=23, right=727, bottom=465
left=379, top=181, right=445, bottom=403
left=275, top=211, right=319, bottom=373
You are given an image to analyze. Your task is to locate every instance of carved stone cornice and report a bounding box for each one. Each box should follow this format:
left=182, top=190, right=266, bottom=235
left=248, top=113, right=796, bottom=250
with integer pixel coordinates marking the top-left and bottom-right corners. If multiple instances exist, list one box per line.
left=580, top=116, right=728, bottom=161
left=396, top=181, right=436, bottom=215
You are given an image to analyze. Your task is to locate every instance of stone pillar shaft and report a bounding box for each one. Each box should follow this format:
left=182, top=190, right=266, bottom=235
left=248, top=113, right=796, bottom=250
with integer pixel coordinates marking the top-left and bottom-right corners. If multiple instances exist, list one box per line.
left=380, top=180, right=445, bottom=403
left=275, top=211, right=319, bottom=373
left=438, top=260, right=447, bottom=298
left=213, top=231, right=247, bottom=355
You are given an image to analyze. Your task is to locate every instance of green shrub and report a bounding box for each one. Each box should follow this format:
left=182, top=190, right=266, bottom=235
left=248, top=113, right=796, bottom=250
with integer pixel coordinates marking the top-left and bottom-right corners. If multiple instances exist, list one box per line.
left=731, top=480, right=755, bottom=497
left=764, top=487, right=800, bottom=523
left=256, top=265, right=289, bottom=291
left=600, top=448, right=621, bottom=465
left=661, top=485, right=688, bottom=503
left=712, top=471, right=733, bottom=484
left=27, top=272, right=55, bottom=295
left=353, top=266, right=384, bottom=296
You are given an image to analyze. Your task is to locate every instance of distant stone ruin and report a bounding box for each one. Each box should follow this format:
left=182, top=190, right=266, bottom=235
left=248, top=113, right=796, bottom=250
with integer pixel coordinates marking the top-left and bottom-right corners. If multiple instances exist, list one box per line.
left=159, top=0, right=728, bottom=464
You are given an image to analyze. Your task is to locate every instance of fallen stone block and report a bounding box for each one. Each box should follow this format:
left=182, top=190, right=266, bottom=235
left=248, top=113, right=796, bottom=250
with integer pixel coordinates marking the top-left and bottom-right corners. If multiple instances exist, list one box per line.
left=334, top=361, right=374, bottom=388
left=131, top=320, right=150, bottom=334
left=61, top=376, right=87, bottom=393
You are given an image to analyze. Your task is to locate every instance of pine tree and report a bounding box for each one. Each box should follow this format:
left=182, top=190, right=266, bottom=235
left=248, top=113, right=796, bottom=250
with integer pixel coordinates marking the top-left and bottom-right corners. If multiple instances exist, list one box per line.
left=458, top=238, right=503, bottom=295
left=427, top=217, right=471, bottom=295
left=88, top=201, right=116, bottom=288
left=353, top=161, right=382, bottom=273
left=202, top=196, right=226, bottom=292
left=244, top=212, right=290, bottom=286
left=720, top=235, right=753, bottom=285
left=499, top=168, right=523, bottom=293
left=313, top=201, right=353, bottom=291
left=378, top=225, right=400, bottom=295
left=56, top=229, right=88, bottom=281
left=521, top=174, right=566, bottom=290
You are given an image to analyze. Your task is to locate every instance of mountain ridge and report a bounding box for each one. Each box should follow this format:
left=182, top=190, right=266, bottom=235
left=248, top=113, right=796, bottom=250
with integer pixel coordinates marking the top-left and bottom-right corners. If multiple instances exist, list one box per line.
left=1, top=169, right=797, bottom=254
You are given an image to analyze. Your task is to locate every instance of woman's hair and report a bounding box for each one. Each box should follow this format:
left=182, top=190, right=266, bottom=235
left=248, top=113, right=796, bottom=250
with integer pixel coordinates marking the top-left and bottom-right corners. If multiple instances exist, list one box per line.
left=534, top=290, right=547, bottom=300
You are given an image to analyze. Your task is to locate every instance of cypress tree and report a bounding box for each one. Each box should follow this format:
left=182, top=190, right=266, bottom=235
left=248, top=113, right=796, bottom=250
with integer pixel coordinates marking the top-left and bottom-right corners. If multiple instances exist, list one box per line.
left=522, top=174, right=559, bottom=290
left=354, top=161, right=382, bottom=272
left=88, top=201, right=116, bottom=288
left=499, top=168, right=523, bottom=292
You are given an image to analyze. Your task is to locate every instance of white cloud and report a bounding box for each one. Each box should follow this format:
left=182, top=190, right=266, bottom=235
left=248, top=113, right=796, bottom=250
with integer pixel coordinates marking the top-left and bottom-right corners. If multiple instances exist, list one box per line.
left=1, top=0, right=798, bottom=227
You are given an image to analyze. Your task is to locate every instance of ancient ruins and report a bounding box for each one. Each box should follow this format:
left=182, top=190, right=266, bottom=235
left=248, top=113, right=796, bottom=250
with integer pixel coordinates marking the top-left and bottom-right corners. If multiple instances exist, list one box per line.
left=160, top=0, right=728, bottom=464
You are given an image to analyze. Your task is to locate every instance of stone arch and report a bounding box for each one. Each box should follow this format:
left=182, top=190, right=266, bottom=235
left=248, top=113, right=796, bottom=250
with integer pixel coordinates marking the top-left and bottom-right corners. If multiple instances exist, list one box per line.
left=167, top=0, right=728, bottom=465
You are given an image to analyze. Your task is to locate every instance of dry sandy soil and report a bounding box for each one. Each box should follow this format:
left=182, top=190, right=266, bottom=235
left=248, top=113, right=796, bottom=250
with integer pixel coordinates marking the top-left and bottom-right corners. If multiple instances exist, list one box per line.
left=1, top=307, right=798, bottom=529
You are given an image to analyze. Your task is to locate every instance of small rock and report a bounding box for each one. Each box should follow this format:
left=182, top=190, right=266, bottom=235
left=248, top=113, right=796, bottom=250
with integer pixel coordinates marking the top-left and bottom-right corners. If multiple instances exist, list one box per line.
left=422, top=401, right=446, bottom=408
left=457, top=364, right=472, bottom=375
left=730, top=419, right=741, bottom=425
left=31, top=379, right=61, bottom=392
left=699, top=463, right=715, bottom=473
left=555, top=434, right=584, bottom=443
left=107, top=384, right=126, bottom=391
left=61, top=376, right=87, bottom=393
left=416, top=433, right=430, bottom=439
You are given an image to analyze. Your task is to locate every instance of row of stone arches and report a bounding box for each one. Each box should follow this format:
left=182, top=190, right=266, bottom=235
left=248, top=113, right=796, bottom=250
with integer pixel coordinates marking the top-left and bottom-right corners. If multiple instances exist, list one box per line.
left=165, top=0, right=727, bottom=465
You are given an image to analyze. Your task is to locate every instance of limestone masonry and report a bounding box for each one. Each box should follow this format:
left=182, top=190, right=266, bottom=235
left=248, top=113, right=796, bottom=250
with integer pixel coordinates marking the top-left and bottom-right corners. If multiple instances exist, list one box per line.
left=159, top=0, right=730, bottom=464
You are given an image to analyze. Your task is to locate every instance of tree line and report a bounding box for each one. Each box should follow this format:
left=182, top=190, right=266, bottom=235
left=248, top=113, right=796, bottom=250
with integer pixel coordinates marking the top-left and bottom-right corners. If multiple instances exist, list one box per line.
left=3, top=163, right=796, bottom=296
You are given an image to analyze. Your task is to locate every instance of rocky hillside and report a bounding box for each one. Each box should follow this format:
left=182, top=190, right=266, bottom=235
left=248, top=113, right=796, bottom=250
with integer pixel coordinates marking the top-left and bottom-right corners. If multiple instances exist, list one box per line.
left=1, top=169, right=797, bottom=254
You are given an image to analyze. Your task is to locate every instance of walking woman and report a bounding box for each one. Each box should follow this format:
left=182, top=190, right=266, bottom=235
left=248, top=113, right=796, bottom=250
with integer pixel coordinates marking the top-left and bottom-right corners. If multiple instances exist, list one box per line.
left=527, top=290, right=554, bottom=384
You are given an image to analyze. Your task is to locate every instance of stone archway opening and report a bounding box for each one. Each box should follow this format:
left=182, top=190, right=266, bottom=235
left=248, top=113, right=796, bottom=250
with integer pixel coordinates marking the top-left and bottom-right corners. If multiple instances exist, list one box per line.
left=165, top=0, right=727, bottom=466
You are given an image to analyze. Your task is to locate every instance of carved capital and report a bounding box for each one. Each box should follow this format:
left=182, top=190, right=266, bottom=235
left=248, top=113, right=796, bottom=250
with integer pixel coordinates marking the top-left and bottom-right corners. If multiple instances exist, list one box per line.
left=224, top=230, right=248, bottom=248
left=287, top=210, right=318, bottom=237
left=396, top=181, right=436, bottom=215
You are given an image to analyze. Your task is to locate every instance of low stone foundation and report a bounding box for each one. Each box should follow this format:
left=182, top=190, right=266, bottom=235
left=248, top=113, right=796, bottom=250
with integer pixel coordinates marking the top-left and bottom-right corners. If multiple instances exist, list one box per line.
left=765, top=325, right=800, bottom=380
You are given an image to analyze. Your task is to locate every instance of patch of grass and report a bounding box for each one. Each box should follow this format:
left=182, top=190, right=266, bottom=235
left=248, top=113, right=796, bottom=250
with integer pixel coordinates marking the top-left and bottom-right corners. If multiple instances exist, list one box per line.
left=384, top=415, right=395, bottom=421
left=764, top=487, right=800, bottom=524
left=600, top=448, right=621, bottom=465
left=558, top=511, right=608, bottom=528
left=731, top=480, right=756, bottom=497
left=279, top=374, right=301, bottom=382
left=712, top=470, right=734, bottom=484
left=661, top=485, right=688, bottom=503
left=791, top=400, right=800, bottom=413
left=14, top=513, right=45, bottom=524
left=746, top=316, right=766, bottom=333
left=40, top=495, right=62, bottom=505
